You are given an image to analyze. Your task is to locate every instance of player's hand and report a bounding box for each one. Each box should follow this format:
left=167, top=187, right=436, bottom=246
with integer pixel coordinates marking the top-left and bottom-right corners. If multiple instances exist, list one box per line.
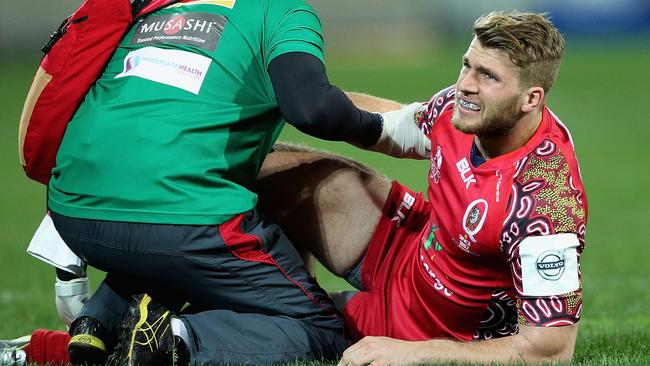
left=369, top=103, right=430, bottom=160
left=337, top=336, right=424, bottom=366
left=55, top=276, right=90, bottom=327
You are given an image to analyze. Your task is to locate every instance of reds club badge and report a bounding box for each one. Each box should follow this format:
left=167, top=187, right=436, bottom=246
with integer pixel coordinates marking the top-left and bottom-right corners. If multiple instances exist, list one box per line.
left=462, top=199, right=488, bottom=243
left=429, top=145, right=443, bottom=183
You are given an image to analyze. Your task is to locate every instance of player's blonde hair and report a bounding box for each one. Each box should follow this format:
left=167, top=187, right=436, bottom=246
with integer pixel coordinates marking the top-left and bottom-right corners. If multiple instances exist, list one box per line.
left=473, top=10, right=564, bottom=93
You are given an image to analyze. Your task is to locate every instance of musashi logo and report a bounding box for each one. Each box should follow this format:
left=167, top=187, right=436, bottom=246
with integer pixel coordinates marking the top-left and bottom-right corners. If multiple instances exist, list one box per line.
left=162, top=15, right=188, bottom=35
left=535, top=250, right=566, bottom=281
left=131, top=12, right=227, bottom=51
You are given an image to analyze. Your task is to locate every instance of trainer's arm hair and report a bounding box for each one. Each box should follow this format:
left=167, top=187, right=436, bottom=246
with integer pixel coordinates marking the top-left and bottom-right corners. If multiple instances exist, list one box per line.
left=345, top=92, right=403, bottom=113
left=338, top=324, right=579, bottom=365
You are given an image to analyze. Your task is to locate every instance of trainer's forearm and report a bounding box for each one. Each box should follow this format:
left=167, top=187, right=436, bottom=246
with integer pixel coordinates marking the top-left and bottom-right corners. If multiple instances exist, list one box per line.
left=345, top=91, right=403, bottom=113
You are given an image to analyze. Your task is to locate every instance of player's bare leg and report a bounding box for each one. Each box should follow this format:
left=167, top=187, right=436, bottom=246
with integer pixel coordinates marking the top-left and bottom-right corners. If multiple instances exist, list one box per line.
left=256, top=143, right=391, bottom=276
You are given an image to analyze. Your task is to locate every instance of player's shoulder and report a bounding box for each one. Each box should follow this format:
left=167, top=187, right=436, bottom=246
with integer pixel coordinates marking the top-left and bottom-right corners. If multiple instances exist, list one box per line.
left=501, top=131, right=587, bottom=258
left=501, top=109, right=588, bottom=249
left=418, top=85, right=456, bottom=133
left=517, top=108, right=586, bottom=197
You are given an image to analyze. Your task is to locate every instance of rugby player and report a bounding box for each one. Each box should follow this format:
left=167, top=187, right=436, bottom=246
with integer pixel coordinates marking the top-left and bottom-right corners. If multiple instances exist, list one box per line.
left=258, top=9, right=587, bottom=365
left=2, top=9, right=587, bottom=366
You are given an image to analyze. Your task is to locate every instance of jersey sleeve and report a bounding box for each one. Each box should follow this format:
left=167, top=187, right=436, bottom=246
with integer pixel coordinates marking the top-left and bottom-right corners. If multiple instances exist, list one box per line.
left=264, top=0, right=324, bottom=69
left=417, top=85, right=456, bottom=136
left=500, top=139, right=587, bottom=327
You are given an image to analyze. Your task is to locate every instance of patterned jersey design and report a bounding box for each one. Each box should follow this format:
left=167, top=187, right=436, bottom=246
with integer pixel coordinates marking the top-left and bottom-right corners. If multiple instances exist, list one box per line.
left=417, top=86, right=456, bottom=134
left=474, top=290, right=519, bottom=340
left=501, top=139, right=586, bottom=326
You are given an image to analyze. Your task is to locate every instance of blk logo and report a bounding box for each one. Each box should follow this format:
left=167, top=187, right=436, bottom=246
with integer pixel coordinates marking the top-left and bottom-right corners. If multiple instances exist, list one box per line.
left=392, top=192, right=415, bottom=227
left=456, top=158, right=476, bottom=189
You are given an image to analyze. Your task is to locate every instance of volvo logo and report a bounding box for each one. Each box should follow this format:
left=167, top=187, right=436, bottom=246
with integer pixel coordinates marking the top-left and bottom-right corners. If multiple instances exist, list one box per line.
left=535, top=250, right=566, bottom=281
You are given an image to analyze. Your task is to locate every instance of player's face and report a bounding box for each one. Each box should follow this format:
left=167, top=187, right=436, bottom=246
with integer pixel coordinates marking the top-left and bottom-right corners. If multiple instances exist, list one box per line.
left=452, top=38, right=526, bottom=137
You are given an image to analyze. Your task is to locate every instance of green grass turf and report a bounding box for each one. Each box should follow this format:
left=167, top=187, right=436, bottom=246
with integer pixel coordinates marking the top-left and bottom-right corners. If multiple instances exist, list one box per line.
left=0, top=41, right=649, bottom=364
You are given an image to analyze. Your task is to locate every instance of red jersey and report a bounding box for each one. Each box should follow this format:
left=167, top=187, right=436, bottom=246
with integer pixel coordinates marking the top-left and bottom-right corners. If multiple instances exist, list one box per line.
left=345, top=86, right=587, bottom=342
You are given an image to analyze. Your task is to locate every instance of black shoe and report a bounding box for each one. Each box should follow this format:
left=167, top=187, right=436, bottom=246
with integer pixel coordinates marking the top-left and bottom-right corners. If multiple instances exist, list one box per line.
left=107, top=294, right=185, bottom=366
left=68, top=316, right=110, bottom=365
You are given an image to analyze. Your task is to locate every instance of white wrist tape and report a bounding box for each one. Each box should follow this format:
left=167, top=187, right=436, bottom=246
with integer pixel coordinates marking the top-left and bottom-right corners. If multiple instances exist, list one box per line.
left=54, top=276, right=90, bottom=296
left=371, top=102, right=430, bottom=159
left=55, top=277, right=91, bottom=327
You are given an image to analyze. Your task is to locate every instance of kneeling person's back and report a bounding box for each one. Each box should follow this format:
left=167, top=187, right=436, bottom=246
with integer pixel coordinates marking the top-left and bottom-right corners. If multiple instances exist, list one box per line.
left=49, top=0, right=324, bottom=225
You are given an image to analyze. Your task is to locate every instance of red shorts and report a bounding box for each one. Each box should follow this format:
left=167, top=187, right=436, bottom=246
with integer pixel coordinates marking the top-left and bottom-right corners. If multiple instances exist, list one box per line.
left=343, top=181, right=430, bottom=341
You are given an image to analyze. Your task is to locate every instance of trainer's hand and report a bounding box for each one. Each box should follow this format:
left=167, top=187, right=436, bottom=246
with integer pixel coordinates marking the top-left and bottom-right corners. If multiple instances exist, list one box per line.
left=368, top=103, right=430, bottom=159
left=55, top=276, right=90, bottom=327
left=337, top=336, right=424, bottom=366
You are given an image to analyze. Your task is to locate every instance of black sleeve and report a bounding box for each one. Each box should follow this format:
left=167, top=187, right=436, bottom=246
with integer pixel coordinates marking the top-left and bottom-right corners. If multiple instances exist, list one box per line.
left=268, top=52, right=382, bottom=147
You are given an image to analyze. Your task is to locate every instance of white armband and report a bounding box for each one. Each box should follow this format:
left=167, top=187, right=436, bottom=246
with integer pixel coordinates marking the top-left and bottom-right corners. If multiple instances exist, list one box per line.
left=519, top=233, right=580, bottom=297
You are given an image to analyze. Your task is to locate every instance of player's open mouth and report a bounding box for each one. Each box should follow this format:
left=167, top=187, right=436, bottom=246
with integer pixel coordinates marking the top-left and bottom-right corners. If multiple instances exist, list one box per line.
left=459, top=99, right=481, bottom=112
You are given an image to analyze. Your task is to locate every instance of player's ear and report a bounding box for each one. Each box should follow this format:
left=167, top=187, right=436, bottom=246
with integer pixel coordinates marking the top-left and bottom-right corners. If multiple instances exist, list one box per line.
left=521, top=86, right=544, bottom=113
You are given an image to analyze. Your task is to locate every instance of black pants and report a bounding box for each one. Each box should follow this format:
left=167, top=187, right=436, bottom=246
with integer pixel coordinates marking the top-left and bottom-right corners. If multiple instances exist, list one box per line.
left=51, top=209, right=349, bottom=364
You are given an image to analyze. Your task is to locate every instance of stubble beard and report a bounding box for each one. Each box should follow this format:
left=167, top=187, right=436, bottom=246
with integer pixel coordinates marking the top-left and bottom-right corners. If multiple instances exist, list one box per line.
left=451, top=94, right=525, bottom=138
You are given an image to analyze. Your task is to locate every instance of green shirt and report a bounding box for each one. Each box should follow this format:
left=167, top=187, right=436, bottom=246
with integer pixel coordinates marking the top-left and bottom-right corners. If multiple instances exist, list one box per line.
left=48, top=0, right=324, bottom=225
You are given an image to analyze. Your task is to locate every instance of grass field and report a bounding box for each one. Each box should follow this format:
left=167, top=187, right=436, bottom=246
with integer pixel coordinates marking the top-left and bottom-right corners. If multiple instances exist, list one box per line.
left=1, top=41, right=649, bottom=365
